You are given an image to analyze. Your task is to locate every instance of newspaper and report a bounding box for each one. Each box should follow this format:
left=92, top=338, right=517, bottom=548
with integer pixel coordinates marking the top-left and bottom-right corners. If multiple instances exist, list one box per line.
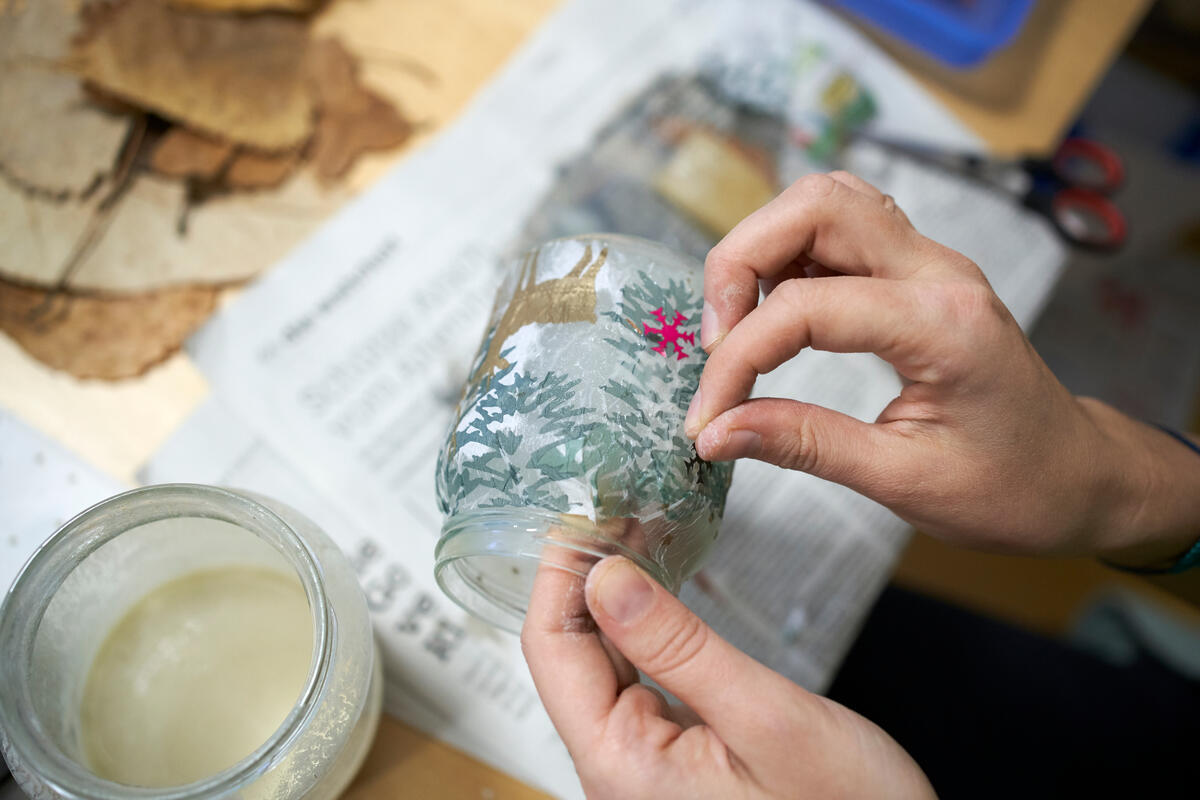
left=0, top=409, right=128, bottom=597
left=136, top=0, right=1065, bottom=796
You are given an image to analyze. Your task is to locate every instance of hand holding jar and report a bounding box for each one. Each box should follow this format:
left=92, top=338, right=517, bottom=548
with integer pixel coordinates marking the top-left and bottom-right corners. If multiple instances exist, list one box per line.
left=521, top=555, right=936, bottom=800
left=688, top=171, right=1200, bottom=569
left=521, top=172, right=1200, bottom=799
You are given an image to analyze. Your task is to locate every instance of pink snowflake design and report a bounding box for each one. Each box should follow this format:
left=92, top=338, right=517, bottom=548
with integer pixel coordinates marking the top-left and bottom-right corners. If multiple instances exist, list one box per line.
left=643, top=307, right=695, bottom=360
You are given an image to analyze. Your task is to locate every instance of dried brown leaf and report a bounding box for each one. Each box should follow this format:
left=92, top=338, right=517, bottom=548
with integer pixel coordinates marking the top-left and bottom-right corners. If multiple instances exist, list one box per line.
left=167, top=0, right=322, bottom=12
left=68, top=173, right=343, bottom=291
left=306, top=38, right=412, bottom=183
left=0, top=0, right=73, bottom=61
left=225, top=148, right=301, bottom=189
left=313, top=0, right=557, bottom=151
left=150, top=126, right=300, bottom=190
left=83, top=83, right=147, bottom=116
left=0, top=279, right=219, bottom=379
left=2, top=169, right=343, bottom=292
left=0, top=174, right=98, bottom=286
left=307, top=36, right=358, bottom=101
left=150, top=127, right=234, bottom=180
left=70, top=0, right=313, bottom=150
left=0, top=1, right=130, bottom=196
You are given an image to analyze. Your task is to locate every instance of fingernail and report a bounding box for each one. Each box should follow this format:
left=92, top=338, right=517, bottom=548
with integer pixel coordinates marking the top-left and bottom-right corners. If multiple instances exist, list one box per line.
left=701, top=428, right=761, bottom=460
left=593, top=559, right=655, bottom=623
left=684, top=390, right=703, bottom=439
left=700, top=301, right=721, bottom=350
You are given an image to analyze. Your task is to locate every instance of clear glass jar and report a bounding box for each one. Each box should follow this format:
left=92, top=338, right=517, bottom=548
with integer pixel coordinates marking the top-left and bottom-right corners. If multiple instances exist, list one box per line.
left=435, top=234, right=734, bottom=631
left=0, top=484, right=382, bottom=800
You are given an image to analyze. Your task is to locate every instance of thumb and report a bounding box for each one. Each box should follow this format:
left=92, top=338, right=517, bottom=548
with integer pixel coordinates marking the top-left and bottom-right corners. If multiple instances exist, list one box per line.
left=585, top=556, right=803, bottom=739
left=694, top=397, right=898, bottom=489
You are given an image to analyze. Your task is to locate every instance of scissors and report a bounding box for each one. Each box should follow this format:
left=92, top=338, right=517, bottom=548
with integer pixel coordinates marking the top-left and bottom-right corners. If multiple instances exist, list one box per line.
left=860, top=135, right=1128, bottom=252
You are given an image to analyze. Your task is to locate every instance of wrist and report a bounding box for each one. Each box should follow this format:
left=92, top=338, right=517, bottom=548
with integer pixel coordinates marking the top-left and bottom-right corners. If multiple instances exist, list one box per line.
left=1080, top=398, right=1200, bottom=569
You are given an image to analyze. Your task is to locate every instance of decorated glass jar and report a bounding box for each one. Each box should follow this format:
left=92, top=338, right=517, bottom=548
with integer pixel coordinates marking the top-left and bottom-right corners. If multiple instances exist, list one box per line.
left=435, top=234, right=734, bottom=631
left=0, top=484, right=381, bottom=800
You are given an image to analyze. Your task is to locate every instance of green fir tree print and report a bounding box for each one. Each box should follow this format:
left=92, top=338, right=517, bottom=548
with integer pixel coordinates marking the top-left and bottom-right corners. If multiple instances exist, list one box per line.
left=436, top=244, right=732, bottom=536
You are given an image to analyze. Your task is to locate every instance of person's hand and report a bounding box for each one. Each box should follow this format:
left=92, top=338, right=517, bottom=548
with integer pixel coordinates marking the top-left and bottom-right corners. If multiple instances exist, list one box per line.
left=685, top=172, right=1200, bottom=567
left=521, top=554, right=935, bottom=800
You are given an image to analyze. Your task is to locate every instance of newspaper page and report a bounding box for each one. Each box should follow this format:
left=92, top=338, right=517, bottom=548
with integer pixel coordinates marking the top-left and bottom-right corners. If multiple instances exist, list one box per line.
left=138, top=0, right=1065, bottom=794
left=0, top=409, right=129, bottom=596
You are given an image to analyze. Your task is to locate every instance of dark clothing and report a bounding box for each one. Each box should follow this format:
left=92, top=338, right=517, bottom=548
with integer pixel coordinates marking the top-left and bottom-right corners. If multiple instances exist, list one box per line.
left=827, top=586, right=1200, bottom=799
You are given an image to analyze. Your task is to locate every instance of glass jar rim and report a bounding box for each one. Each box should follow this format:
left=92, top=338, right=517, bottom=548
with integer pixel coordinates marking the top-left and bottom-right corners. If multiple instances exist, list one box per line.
left=0, top=484, right=334, bottom=800
left=434, top=506, right=677, bottom=633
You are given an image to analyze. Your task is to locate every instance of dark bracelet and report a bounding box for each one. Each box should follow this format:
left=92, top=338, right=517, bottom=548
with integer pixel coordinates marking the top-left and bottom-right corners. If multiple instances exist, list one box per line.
left=1156, top=423, right=1200, bottom=459
left=1106, top=424, right=1200, bottom=575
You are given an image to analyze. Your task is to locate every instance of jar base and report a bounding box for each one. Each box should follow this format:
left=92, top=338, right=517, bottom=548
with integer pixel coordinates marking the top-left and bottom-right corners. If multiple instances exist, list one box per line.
left=434, top=508, right=671, bottom=633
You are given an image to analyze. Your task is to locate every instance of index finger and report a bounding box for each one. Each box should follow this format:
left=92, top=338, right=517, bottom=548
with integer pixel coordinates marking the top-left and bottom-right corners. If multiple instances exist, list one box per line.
left=703, top=172, right=929, bottom=347
left=688, top=275, right=936, bottom=438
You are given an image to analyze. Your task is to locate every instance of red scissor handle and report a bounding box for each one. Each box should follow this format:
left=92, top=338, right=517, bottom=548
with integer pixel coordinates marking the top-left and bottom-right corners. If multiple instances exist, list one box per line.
left=1052, top=137, right=1125, bottom=192
left=1052, top=187, right=1127, bottom=250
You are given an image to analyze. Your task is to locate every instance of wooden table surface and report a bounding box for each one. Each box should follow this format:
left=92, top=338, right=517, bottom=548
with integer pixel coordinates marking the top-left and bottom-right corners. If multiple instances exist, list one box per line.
left=343, top=717, right=551, bottom=800
left=0, top=1, right=1151, bottom=798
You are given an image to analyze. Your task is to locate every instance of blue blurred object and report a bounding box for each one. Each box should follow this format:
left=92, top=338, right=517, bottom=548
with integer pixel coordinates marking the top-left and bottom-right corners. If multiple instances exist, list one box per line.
left=1171, top=114, right=1200, bottom=164
left=830, top=0, right=1037, bottom=68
